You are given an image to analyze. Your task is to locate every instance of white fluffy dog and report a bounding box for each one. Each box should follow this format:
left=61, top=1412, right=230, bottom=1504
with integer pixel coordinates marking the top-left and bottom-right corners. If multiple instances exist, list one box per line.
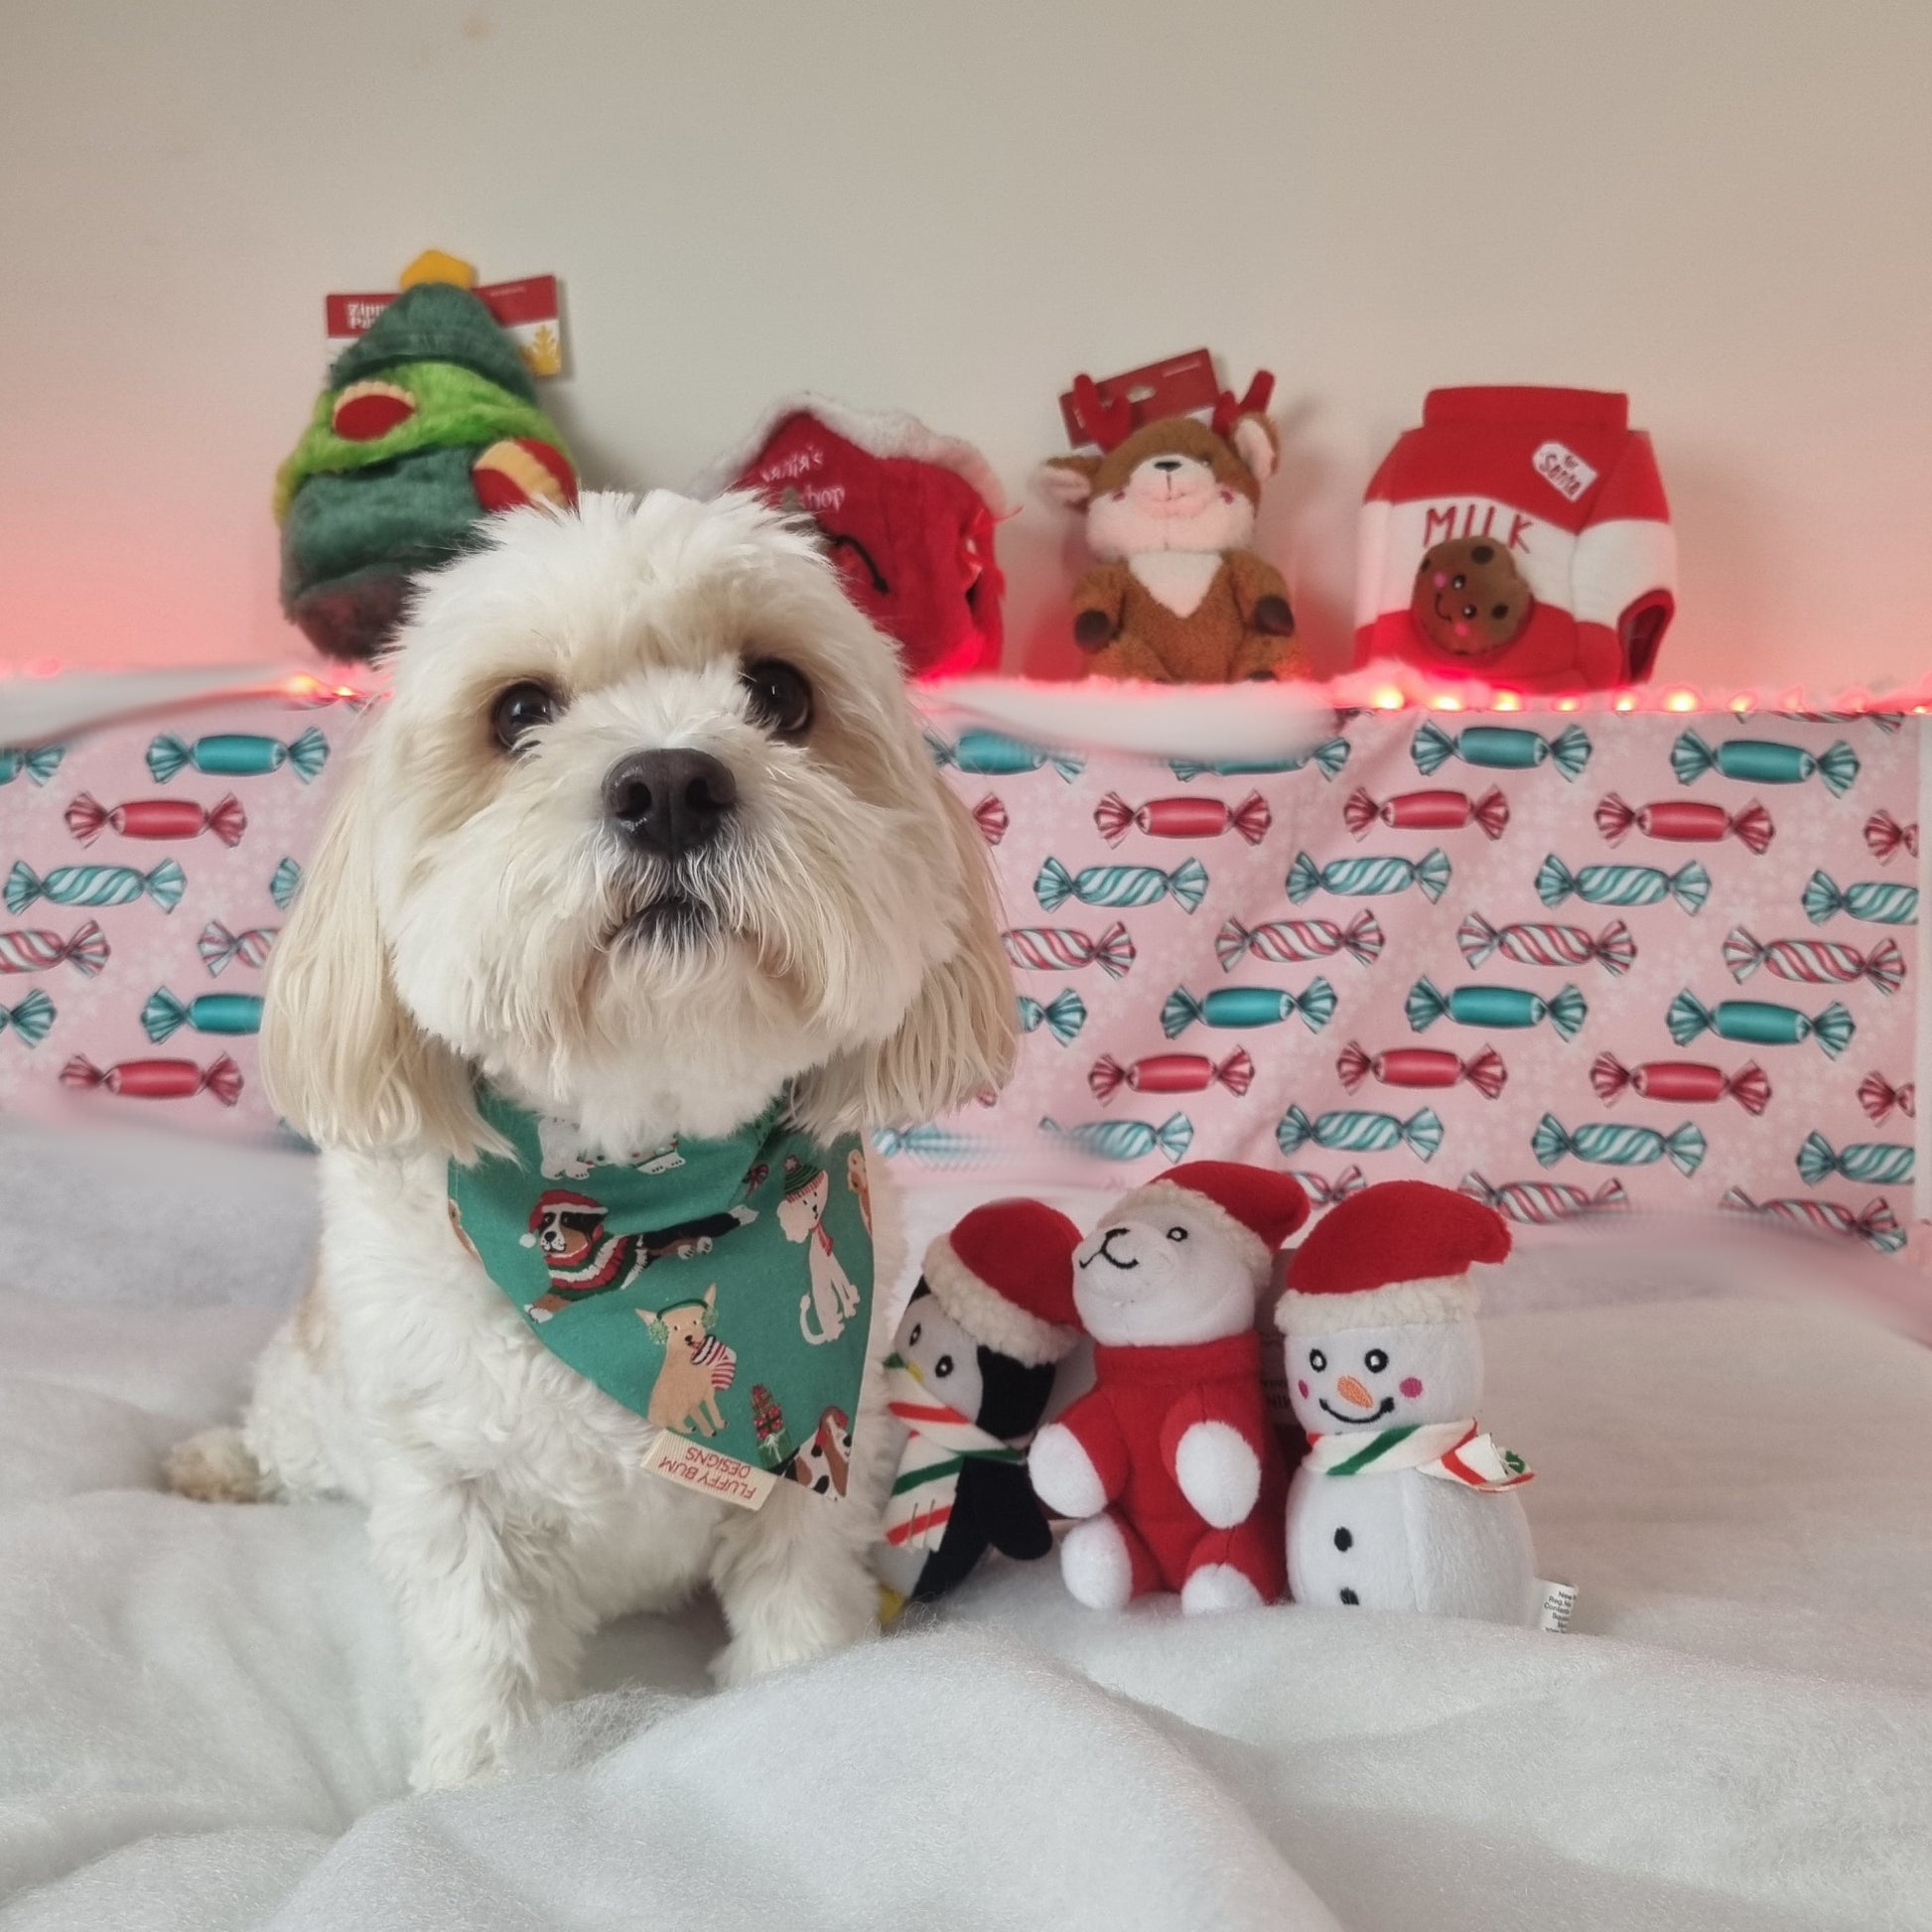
left=166, top=491, right=1014, bottom=1789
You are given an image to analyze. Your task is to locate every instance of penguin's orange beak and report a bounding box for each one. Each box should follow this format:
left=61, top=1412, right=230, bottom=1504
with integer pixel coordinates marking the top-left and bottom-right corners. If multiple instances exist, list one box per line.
left=1336, top=1374, right=1376, bottom=1411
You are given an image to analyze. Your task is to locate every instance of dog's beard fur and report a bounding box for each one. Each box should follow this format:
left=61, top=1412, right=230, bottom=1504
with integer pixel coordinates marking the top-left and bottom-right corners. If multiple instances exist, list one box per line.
left=263, top=490, right=1016, bottom=1163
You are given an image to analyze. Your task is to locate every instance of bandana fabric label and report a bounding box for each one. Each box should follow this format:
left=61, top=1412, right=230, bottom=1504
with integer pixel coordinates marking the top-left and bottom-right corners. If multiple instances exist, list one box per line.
left=1304, top=1418, right=1532, bottom=1489
left=449, top=1088, right=875, bottom=1505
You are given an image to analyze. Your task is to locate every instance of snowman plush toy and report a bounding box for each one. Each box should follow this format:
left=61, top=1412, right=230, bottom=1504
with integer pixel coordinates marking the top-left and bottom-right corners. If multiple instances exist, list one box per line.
left=1030, top=1163, right=1311, bottom=1614
left=1278, top=1179, right=1543, bottom=1624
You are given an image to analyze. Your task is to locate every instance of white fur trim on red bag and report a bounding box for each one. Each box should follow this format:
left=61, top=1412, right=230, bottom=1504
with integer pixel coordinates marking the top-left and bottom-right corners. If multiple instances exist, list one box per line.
left=691, top=392, right=1009, bottom=516
left=1107, top=1180, right=1271, bottom=1284
left=922, top=1236, right=1078, bottom=1368
left=1276, top=1270, right=1482, bottom=1337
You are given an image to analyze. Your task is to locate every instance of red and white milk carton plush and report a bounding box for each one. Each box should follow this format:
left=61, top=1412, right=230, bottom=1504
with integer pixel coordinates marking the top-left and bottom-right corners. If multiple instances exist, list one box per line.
left=1355, top=386, right=1675, bottom=691
left=698, top=396, right=1007, bottom=680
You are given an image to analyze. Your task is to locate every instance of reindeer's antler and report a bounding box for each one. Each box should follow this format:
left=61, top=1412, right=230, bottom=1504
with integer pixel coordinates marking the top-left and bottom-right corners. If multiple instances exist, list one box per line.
left=1067, top=371, right=1135, bottom=453
left=1211, top=369, right=1276, bottom=438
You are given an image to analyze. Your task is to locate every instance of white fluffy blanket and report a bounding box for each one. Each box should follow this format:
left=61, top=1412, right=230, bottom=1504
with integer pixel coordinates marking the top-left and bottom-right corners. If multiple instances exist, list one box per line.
left=3, top=1126, right=1930, bottom=1931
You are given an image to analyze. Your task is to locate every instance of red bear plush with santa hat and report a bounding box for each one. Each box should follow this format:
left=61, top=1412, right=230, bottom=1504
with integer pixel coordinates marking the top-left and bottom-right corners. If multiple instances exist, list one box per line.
left=1029, top=1163, right=1310, bottom=1614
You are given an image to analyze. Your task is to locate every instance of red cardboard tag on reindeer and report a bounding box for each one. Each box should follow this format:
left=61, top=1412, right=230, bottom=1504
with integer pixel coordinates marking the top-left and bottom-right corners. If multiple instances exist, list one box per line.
left=1057, top=349, right=1274, bottom=451
left=1059, top=349, right=1219, bottom=447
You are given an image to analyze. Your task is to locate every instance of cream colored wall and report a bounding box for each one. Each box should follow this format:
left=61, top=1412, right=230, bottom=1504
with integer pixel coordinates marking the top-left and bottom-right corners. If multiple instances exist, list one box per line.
left=3, top=0, right=1929, bottom=693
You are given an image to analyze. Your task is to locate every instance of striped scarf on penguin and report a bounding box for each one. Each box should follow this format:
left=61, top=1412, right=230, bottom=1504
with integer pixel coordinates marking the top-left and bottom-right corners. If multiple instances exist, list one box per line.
left=882, top=1358, right=1028, bottom=1553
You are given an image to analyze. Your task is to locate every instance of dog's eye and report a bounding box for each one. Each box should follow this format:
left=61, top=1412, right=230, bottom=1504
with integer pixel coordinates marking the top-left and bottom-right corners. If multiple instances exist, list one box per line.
left=1167, top=1226, right=1187, bottom=1242
left=741, top=658, right=813, bottom=738
left=491, top=680, right=557, bottom=752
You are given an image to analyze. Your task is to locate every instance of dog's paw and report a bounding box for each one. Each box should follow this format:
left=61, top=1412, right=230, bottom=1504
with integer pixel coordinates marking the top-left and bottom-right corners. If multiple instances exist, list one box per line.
left=709, top=1625, right=844, bottom=1691
left=709, top=1592, right=877, bottom=1691
left=163, top=1427, right=262, bottom=1503
left=709, top=1633, right=776, bottom=1692
left=410, top=1722, right=517, bottom=1792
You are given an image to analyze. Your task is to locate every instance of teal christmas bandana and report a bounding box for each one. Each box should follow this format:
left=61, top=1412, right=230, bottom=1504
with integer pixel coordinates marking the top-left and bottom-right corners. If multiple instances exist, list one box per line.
left=449, top=1088, right=875, bottom=1506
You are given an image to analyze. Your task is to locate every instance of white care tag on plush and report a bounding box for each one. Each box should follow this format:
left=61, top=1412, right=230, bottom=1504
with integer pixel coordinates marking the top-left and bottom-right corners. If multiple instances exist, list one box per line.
left=640, top=1432, right=776, bottom=1510
left=1532, top=441, right=1598, bottom=503
left=1535, top=1578, right=1578, bottom=1633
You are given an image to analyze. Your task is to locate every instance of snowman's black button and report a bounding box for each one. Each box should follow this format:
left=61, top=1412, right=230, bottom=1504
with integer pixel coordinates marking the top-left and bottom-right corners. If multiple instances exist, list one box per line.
left=1339, top=1587, right=1360, bottom=1605
left=1333, top=1528, right=1353, bottom=1552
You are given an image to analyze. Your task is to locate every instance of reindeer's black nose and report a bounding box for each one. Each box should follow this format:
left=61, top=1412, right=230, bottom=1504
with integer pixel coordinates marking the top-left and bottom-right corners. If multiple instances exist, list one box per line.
left=604, top=750, right=738, bottom=857
left=1152, top=457, right=1184, bottom=473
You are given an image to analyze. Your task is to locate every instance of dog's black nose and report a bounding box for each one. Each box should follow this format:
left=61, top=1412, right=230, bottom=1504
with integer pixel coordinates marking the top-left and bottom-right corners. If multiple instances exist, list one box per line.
left=604, top=750, right=738, bottom=857
left=1152, top=457, right=1184, bottom=472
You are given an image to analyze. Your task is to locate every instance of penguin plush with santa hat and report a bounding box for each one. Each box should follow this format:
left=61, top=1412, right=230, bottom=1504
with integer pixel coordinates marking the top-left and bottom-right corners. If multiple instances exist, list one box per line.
left=1278, top=1179, right=1540, bottom=1624
left=877, top=1199, right=1083, bottom=1607
left=1029, top=1163, right=1311, bottom=1615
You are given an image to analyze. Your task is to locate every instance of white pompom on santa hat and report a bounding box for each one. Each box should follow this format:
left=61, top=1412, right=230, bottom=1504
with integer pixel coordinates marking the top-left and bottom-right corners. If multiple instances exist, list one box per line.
left=1107, top=1161, right=1311, bottom=1285
left=922, top=1197, right=1083, bottom=1367
left=1277, top=1179, right=1512, bottom=1336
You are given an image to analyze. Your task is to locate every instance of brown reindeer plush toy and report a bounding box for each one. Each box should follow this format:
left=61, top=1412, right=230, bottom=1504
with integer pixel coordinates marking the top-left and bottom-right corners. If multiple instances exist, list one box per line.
left=1038, top=375, right=1307, bottom=683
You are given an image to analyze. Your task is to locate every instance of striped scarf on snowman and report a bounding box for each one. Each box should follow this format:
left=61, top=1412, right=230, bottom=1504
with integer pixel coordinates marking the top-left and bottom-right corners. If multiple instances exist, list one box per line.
left=1305, top=1418, right=1532, bottom=1489
left=880, top=1354, right=1027, bottom=1553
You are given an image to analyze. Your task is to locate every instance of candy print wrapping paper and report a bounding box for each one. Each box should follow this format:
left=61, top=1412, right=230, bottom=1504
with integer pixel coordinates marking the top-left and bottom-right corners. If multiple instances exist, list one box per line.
left=906, top=694, right=1928, bottom=1262
left=5, top=680, right=1928, bottom=1264
left=0, top=690, right=357, bottom=1141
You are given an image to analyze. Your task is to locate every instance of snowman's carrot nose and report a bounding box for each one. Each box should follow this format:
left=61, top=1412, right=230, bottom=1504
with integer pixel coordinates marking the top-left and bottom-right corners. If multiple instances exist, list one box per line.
left=1336, top=1374, right=1376, bottom=1410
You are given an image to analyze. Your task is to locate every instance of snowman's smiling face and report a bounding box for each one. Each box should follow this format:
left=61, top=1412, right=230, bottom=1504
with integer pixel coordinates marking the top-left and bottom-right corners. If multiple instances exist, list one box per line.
left=1288, top=1318, right=1484, bottom=1435
left=1073, top=1201, right=1256, bottom=1347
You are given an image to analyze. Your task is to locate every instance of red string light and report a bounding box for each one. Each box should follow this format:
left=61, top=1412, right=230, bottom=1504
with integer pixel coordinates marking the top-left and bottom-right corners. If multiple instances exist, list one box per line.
left=8, top=659, right=1929, bottom=719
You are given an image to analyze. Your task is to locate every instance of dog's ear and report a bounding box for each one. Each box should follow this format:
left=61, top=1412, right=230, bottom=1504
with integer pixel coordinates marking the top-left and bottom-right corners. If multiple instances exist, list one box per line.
left=260, top=716, right=497, bottom=1163
left=813, top=775, right=1017, bottom=1134
left=637, top=1310, right=666, bottom=1341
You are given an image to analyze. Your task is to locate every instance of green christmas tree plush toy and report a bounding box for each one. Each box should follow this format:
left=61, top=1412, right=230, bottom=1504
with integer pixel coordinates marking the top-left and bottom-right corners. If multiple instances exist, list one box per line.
left=274, top=251, right=578, bottom=661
